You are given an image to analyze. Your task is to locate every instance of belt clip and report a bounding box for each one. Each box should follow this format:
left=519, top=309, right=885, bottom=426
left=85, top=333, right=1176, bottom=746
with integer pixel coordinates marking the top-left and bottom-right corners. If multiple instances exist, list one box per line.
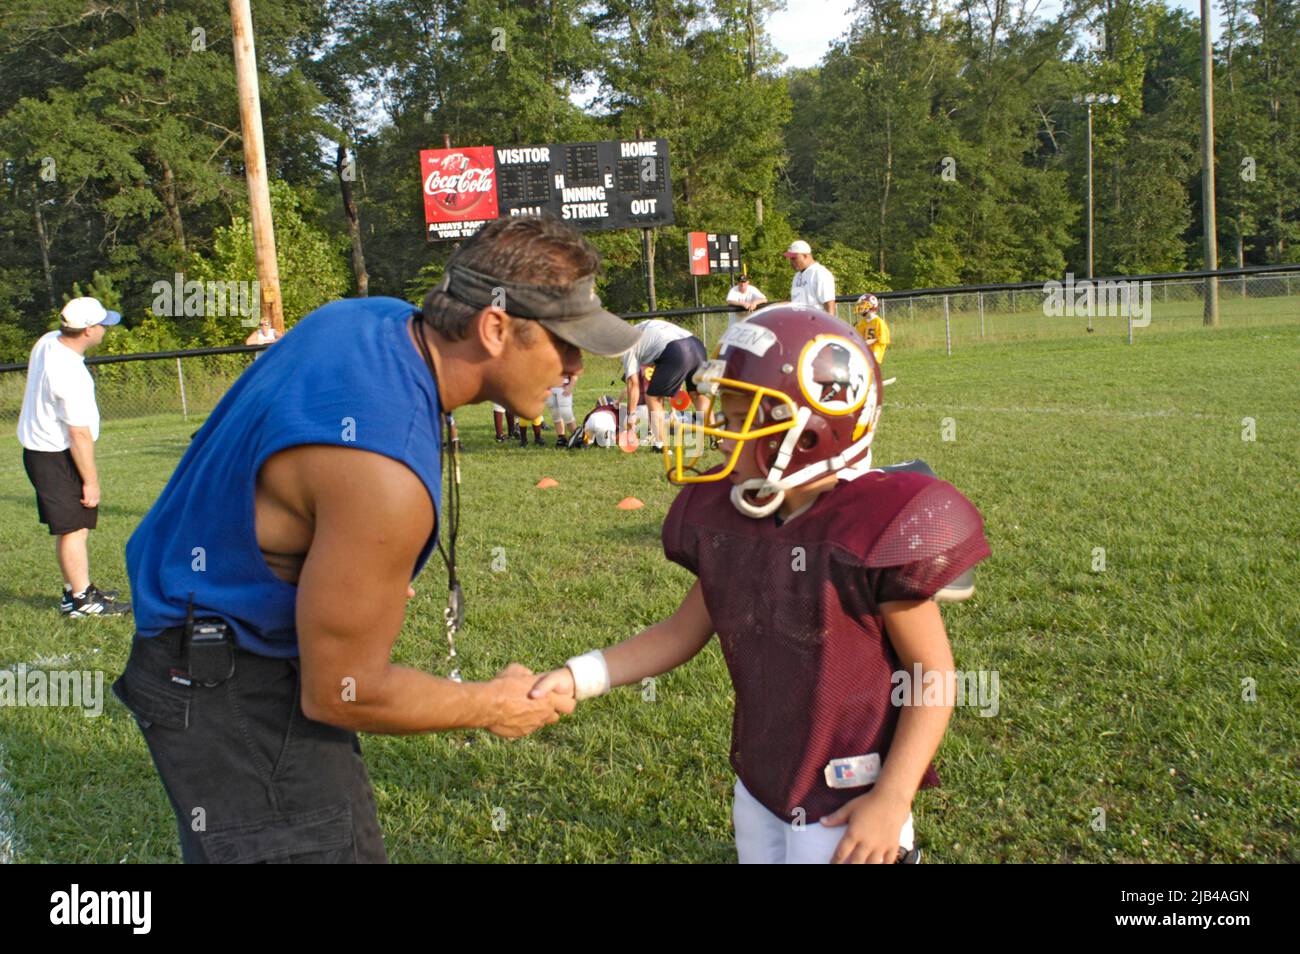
left=185, top=594, right=235, bottom=687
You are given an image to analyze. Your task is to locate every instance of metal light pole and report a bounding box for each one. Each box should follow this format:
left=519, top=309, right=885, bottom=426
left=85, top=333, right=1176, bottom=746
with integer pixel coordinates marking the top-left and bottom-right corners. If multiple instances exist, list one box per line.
left=1073, top=92, right=1120, bottom=332
left=1073, top=93, right=1121, bottom=281
left=1200, top=0, right=1220, bottom=326
left=1087, top=100, right=1094, bottom=279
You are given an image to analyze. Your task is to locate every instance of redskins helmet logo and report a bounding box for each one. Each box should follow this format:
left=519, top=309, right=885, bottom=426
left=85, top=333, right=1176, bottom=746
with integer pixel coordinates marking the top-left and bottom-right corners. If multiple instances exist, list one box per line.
left=796, top=335, right=872, bottom=416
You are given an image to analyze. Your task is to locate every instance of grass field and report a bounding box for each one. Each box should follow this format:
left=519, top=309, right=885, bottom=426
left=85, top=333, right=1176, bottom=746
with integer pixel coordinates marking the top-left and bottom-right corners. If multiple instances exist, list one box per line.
left=1, top=318, right=1297, bottom=863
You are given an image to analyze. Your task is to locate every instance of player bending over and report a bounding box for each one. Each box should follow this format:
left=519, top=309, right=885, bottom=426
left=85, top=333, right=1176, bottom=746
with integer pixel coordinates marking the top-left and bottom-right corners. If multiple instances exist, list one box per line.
left=621, top=318, right=709, bottom=451
left=531, top=307, right=989, bottom=864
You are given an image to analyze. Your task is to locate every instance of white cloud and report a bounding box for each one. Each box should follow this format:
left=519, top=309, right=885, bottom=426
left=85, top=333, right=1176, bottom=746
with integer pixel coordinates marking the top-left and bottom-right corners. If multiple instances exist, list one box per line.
left=766, top=0, right=857, bottom=70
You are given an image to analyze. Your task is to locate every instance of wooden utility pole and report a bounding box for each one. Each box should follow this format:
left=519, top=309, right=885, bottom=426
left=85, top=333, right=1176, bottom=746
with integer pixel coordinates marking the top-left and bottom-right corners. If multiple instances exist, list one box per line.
left=1200, top=0, right=1220, bottom=326
left=230, top=0, right=284, bottom=331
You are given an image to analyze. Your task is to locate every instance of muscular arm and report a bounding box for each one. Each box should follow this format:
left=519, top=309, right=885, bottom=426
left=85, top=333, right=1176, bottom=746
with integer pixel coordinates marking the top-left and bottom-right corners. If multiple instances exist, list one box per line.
left=278, top=445, right=566, bottom=735
left=66, top=426, right=99, bottom=507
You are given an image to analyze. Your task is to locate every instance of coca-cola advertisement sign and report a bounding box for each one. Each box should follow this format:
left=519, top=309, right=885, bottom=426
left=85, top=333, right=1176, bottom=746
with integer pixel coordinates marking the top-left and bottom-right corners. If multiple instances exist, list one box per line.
left=420, top=139, right=674, bottom=240
left=420, top=147, right=499, bottom=240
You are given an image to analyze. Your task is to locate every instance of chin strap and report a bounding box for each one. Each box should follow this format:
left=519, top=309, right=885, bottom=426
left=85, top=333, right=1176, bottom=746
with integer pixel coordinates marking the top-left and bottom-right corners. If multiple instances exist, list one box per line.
left=730, top=405, right=810, bottom=519
left=731, top=480, right=786, bottom=518
left=730, top=399, right=883, bottom=517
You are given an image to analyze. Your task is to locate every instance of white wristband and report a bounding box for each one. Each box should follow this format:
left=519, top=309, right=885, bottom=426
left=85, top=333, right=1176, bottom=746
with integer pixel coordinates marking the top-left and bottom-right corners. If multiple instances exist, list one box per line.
left=565, top=650, right=610, bottom=701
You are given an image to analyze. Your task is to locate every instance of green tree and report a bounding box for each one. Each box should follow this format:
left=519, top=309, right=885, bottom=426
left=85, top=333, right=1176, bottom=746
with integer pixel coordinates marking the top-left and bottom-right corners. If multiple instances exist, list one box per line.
left=188, top=181, right=351, bottom=344
left=0, top=0, right=332, bottom=328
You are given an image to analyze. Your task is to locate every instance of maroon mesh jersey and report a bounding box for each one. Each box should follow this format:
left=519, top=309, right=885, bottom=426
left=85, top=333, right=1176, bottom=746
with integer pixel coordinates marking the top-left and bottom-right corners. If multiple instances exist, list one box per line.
left=662, top=469, right=990, bottom=822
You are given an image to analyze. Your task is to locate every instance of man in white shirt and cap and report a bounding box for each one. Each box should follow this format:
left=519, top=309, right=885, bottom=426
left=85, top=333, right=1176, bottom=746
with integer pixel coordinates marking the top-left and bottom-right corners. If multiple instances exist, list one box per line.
left=784, top=240, right=837, bottom=316
left=17, top=296, right=129, bottom=617
left=725, top=272, right=767, bottom=326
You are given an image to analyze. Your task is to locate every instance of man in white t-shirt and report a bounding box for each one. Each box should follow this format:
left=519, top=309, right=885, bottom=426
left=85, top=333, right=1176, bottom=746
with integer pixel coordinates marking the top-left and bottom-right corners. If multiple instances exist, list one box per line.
left=244, top=317, right=280, bottom=349
left=725, top=274, right=767, bottom=326
left=784, top=240, right=837, bottom=315
left=621, top=318, right=708, bottom=450
left=17, top=297, right=129, bottom=617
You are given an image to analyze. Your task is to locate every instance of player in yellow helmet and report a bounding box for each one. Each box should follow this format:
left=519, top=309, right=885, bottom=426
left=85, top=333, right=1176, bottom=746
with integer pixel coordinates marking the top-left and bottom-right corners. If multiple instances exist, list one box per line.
left=853, top=294, right=890, bottom=367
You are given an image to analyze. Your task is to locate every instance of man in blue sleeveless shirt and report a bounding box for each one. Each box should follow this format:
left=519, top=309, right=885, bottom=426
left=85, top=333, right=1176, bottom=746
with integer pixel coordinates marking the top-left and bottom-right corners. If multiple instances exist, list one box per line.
left=112, top=216, right=641, bottom=862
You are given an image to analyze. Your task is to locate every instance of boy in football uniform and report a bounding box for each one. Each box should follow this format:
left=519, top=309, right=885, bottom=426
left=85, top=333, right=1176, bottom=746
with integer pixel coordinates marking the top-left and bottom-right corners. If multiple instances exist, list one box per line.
left=580, top=395, right=622, bottom=447
left=574, top=393, right=647, bottom=447
left=531, top=308, right=989, bottom=863
left=546, top=375, right=577, bottom=448
left=517, top=413, right=546, bottom=447
left=854, top=293, right=891, bottom=366
left=491, top=404, right=515, bottom=443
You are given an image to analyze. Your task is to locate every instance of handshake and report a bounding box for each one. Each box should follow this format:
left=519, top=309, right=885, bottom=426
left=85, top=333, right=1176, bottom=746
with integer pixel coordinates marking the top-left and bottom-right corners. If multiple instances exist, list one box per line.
left=479, top=662, right=578, bottom=739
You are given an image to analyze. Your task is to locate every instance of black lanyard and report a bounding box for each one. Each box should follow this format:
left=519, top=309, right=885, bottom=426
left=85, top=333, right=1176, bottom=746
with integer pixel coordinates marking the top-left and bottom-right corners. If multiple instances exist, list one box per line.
left=412, top=313, right=464, bottom=681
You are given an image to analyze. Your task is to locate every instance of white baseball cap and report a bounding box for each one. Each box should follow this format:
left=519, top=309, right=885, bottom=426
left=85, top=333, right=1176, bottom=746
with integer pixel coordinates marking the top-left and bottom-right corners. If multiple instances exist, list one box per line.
left=783, top=240, right=812, bottom=257
left=61, top=297, right=122, bottom=329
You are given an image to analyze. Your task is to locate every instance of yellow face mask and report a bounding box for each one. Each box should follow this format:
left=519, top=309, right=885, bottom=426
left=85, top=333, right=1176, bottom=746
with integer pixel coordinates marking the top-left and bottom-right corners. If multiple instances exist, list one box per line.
left=662, top=359, right=800, bottom=485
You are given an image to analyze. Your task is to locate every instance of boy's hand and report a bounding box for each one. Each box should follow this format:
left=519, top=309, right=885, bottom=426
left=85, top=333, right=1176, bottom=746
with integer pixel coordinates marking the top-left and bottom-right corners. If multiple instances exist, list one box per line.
left=820, top=789, right=912, bottom=864
left=528, top=667, right=577, bottom=700
left=483, top=664, right=575, bottom=738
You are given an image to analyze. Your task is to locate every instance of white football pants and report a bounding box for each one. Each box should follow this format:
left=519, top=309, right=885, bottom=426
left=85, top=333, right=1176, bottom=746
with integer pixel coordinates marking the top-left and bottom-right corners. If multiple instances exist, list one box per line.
left=733, top=777, right=914, bottom=864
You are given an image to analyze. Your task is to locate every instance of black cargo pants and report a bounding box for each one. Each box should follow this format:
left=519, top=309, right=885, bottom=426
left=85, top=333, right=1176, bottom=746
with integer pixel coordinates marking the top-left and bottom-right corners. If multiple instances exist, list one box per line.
left=112, top=627, right=387, bottom=863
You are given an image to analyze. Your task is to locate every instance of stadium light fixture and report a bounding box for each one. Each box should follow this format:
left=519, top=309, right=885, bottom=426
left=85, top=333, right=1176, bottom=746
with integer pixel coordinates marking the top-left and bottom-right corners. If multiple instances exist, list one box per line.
left=1074, top=91, right=1123, bottom=288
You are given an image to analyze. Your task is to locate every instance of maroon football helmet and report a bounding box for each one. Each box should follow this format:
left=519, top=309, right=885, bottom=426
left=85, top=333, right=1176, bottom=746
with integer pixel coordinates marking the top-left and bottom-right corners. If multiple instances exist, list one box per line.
left=665, top=305, right=882, bottom=517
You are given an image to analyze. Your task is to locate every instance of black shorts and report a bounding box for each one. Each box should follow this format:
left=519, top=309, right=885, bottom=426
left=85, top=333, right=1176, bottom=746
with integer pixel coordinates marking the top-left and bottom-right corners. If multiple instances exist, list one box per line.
left=22, top=448, right=97, bottom=535
left=112, top=628, right=388, bottom=863
left=647, top=336, right=708, bottom=396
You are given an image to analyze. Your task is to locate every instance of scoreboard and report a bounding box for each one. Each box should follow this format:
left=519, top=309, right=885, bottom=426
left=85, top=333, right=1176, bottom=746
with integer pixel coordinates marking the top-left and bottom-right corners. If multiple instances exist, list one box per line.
left=421, top=139, right=674, bottom=241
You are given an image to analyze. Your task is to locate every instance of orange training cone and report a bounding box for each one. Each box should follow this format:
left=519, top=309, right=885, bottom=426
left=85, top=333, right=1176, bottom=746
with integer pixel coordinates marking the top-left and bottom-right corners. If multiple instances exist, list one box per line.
left=536, top=477, right=559, bottom=489
left=617, top=496, right=644, bottom=510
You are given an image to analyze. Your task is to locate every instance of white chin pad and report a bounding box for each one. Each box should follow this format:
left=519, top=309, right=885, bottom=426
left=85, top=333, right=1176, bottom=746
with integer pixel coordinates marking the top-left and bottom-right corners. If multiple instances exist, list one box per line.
left=731, top=479, right=785, bottom=518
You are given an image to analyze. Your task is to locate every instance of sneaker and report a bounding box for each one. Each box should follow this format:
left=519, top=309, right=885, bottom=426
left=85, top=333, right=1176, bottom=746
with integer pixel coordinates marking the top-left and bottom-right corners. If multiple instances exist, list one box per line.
left=61, top=583, right=121, bottom=615
left=68, top=585, right=131, bottom=618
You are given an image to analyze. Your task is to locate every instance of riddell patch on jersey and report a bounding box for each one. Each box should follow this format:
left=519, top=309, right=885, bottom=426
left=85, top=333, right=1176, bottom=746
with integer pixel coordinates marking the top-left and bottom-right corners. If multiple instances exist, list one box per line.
left=720, top=323, right=778, bottom=358
left=823, top=753, right=882, bottom=789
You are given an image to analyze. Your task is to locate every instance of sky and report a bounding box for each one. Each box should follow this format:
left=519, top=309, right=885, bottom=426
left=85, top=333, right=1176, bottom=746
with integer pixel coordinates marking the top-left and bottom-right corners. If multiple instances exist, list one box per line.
left=767, top=0, right=1220, bottom=71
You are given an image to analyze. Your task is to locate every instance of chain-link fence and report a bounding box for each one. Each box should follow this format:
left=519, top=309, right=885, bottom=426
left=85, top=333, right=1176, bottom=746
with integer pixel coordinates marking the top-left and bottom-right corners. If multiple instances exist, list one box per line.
left=868, top=269, right=1300, bottom=353
left=1, top=266, right=1297, bottom=427
left=0, top=348, right=258, bottom=428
